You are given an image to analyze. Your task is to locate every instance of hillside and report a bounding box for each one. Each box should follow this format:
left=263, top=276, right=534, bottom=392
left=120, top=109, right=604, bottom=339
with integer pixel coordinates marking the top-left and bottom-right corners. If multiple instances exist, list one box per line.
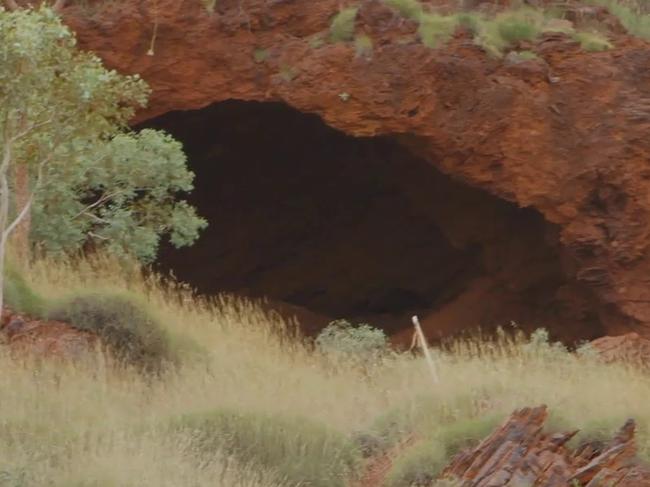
left=2, top=0, right=650, bottom=485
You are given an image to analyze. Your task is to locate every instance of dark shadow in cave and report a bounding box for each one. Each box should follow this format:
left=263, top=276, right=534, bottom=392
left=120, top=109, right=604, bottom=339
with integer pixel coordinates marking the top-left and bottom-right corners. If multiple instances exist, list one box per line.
left=139, top=100, right=604, bottom=342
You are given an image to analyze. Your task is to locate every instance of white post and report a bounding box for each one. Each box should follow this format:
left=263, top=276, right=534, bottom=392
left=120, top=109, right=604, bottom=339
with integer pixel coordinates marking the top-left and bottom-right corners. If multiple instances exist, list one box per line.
left=412, top=315, right=439, bottom=384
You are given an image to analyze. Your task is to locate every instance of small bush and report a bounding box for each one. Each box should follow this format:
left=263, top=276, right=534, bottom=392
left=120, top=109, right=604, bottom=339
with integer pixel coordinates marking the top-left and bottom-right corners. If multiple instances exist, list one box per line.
left=474, top=9, right=543, bottom=56
left=253, top=48, right=269, bottom=63
left=514, top=49, right=539, bottom=60
left=330, top=7, right=359, bottom=43
left=385, top=440, right=446, bottom=487
left=47, top=292, right=176, bottom=371
left=315, top=319, right=389, bottom=362
left=383, top=0, right=424, bottom=21
left=3, top=266, right=48, bottom=317
left=355, top=34, right=373, bottom=57
left=385, top=416, right=500, bottom=486
left=496, top=12, right=541, bottom=44
left=174, top=409, right=361, bottom=487
left=418, top=14, right=459, bottom=48
left=573, top=31, right=613, bottom=52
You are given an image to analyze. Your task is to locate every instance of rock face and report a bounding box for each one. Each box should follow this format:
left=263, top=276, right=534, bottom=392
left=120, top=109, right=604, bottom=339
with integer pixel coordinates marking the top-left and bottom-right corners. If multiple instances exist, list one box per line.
left=61, top=0, right=650, bottom=338
left=441, top=405, right=650, bottom=486
left=1, top=310, right=96, bottom=360
left=591, top=332, right=650, bottom=369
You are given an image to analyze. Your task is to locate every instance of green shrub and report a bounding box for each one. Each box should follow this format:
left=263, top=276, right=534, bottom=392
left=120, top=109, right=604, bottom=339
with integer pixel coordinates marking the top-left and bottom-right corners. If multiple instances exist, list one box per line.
left=253, top=48, right=269, bottom=63
left=355, top=34, right=374, bottom=57
left=315, top=319, right=389, bottom=362
left=474, top=9, right=543, bottom=56
left=174, top=409, right=361, bottom=487
left=3, top=266, right=48, bottom=318
left=385, top=416, right=500, bottom=486
left=385, top=440, right=447, bottom=487
left=383, top=0, right=424, bottom=21
left=418, top=14, right=459, bottom=48
left=496, top=12, right=541, bottom=44
left=47, top=292, right=176, bottom=371
left=513, top=49, right=539, bottom=60
left=586, top=0, right=650, bottom=40
left=573, top=31, right=613, bottom=51
left=329, top=7, right=359, bottom=43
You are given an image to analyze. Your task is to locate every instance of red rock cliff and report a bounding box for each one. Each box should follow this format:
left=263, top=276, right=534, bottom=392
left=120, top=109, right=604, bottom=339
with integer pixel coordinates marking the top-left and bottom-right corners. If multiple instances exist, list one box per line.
left=61, top=0, right=650, bottom=338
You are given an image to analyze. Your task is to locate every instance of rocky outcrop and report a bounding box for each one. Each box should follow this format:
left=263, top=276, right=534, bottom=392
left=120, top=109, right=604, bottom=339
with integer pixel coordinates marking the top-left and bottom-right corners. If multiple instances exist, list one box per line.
left=1, top=310, right=96, bottom=360
left=59, top=0, right=650, bottom=337
left=591, top=332, right=650, bottom=369
left=441, top=405, right=650, bottom=486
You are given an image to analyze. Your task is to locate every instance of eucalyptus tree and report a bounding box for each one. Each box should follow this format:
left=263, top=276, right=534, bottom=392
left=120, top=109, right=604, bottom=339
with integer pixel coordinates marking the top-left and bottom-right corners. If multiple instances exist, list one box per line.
left=0, top=7, right=206, bottom=312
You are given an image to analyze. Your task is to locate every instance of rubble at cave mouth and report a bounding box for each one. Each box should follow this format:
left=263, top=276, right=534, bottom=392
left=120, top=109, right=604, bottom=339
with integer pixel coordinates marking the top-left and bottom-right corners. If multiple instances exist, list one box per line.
left=141, top=100, right=604, bottom=342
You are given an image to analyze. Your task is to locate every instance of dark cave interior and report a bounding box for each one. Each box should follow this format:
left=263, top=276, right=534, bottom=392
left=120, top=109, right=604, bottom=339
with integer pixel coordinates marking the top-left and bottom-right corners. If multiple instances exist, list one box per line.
left=140, top=100, right=605, bottom=343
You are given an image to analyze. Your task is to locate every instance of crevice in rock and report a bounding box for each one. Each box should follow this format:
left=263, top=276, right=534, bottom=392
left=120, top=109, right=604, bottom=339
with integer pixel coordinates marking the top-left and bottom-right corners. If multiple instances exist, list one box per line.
left=141, top=100, right=604, bottom=343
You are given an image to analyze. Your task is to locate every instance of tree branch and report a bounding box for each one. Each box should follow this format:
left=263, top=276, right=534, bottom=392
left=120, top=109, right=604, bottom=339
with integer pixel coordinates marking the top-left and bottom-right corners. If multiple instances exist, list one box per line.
left=52, top=0, right=66, bottom=11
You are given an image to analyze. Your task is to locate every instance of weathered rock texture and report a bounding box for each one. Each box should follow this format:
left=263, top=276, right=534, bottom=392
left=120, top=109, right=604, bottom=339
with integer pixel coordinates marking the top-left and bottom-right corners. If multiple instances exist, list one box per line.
left=60, top=0, right=650, bottom=338
left=441, top=405, right=650, bottom=486
left=591, top=332, right=650, bottom=369
left=1, top=310, right=96, bottom=360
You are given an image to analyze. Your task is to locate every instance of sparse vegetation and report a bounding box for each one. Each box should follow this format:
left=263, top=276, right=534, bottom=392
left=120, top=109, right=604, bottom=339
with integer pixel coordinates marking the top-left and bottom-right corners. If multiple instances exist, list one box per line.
left=279, top=64, right=298, bottom=81
left=315, top=319, right=389, bottom=363
left=383, top=0, right=424, bottom=21
left=174, top=409, right=361, bottom=487
left=573, top=30, right=613, bottom=51
left=355, top=34, right=373, bottom=57
left=1, top=257, right=650, bottom=485
left=47, top=291, right=178, bottom=371
left=418, top=13, right=459, bottom=48
left=329, top=7, right=359, bottom=43
left=253, top=48, right=269, bottom=63
left=587, top=0, right=650, bottom=39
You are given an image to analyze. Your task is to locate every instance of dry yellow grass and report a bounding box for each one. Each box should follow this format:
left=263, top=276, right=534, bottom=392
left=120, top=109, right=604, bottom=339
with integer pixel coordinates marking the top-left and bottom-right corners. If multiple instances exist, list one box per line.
left=1, top=255, right=649, bottom=485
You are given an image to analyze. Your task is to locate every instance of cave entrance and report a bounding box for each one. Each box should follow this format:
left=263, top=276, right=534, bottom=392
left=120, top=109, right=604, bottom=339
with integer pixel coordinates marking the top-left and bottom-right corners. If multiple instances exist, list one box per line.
left=142, top=100, right=602, bottom=343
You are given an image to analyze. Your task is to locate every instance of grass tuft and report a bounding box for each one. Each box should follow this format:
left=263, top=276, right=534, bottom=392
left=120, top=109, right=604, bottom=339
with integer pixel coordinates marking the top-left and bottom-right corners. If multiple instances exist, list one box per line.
left=573, top=31, right=613, bottom=51
left=418, top=13, right=459, bottom=48
left=355, top=34, right=373, bottom=57
left=47, top=291, right=177, bottom=371
left=173, top=409, right=361, bottom=487
left=329, top=7, right=359, bottom=43
left=383, top=0, right=424, bottom=21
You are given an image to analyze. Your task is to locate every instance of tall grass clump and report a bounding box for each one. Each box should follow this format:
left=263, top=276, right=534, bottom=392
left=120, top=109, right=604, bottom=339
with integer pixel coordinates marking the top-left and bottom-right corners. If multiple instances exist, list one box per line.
left=47, top=291, right=177, bottom=371
left=573, top=31, right=613, bottom=51
left=587, top=0, right=650, bottom=39
left=3, top=264, right=48, bottom=317
left=329, top=7, right=359, bottom=42
left=383, top=0, right=424, bottom=21
left=1, top=256, right=650, bottom=484
left=418, top=13, right=460, bottom=48
left=474, top=8, right=544, bottom=56
left=174, top=409, right=361, bottom=487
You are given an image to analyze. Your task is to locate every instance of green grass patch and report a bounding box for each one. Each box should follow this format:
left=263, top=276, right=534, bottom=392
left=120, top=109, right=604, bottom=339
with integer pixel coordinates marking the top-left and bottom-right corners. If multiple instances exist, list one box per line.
left=384, top=416, right=500, bottom=486
left=253, top=48, right=269, bottom=63
left=510, top=49, right=540, bottom=61
left=383, top=0, right=424, bottom=21
left=4, top=265, right=48, bottom=318
left=573, top=31, right=613, bottom=51
left=418, top=13, right=459, bottom=48
left=586, top=0, right=650, bottom=40
left=329, top=7, right=359, bottom=43
left=47, top=291, right=178, bottom=371
left=355, top=34, right=373, bottom=57
left=174, top=409, right=361, bottom=487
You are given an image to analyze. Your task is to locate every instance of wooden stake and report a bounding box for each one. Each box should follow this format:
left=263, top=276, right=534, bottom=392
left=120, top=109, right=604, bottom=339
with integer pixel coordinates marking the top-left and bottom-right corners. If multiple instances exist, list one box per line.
left=412, top=315, right=439, bottom=384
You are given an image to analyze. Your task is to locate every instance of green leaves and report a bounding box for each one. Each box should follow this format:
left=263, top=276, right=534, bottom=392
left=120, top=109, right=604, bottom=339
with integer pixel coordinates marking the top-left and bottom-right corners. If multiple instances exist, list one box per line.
left=0, top=7, right=206, bottom=262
